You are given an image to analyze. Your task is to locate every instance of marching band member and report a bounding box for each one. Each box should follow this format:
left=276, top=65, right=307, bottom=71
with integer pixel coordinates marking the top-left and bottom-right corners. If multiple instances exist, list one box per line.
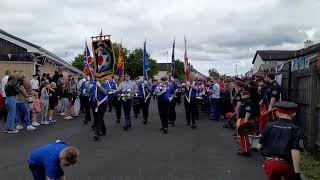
left=110, top=75, right=122, bottom=124
left=155, top=76, right=174, bottom=134
left=237, top=87, right=254, bottom=155
left=118, top=72, right=138, bottom=131
left=260, top=71, right=281, bottom=126
left=106, top=76, right=118, bottom=113
left=184, top=75, right=199, bottom=129
left=168, top=76, right=179, bottom=126
left=257, top=101, right=303, bottom=180
left=138, top=78, right=153, bottom=125
left=81, top=75, right=92, bottom=125
left=89, top=77, right=109, bottom=141
left=133, top=77, right=141, bottom=119
left=255, top=72, right=268, bottom=133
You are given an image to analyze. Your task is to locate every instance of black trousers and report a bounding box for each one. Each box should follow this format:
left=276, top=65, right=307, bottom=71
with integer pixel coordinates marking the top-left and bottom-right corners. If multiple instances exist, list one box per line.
left=140, top=98, right=151, bottom=121
left=83, top=96, right=91, bottom=122
left=115, top=98, right=122, bottom=120
left=158, top=101, right=170, bottom=129
left=123, top=99, right=132, bottom=126
left=79, top=95, right=85, bottom=113
left=133, top=97, right=141, bottom=117
left=92, top=103, right=107, bottom=136
left=169, top=99, right=176, bottom=123
left=184, top=98, right=198, bottom=125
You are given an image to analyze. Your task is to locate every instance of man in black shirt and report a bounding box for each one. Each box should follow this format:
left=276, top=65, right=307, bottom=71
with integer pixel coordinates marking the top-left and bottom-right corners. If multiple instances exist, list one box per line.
left=257, top=101, right=303, bottom=180
left=262, top=71, right=281, bottom=122
left=237, top=87, right=254, bottom=155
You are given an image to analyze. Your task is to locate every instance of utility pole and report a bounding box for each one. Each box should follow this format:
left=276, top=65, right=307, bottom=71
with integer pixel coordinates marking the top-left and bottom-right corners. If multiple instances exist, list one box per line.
left=235, top=64, right=238, bottom=76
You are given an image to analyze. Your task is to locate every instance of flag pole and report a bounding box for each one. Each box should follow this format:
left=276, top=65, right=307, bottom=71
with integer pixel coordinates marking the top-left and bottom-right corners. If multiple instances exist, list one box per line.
left=143, top=39, right=145, bottom=80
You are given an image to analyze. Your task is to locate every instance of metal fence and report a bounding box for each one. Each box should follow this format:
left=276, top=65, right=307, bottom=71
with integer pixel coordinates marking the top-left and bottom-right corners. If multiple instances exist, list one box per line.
left=279, top=54, right=320, bottom=150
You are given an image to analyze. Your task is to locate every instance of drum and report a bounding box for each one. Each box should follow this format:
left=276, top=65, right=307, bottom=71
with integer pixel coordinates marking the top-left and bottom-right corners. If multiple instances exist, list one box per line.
left=195, top=97, right=204, bottom=108
left=108, top=92, right=116, bottom=106
left=133, top=96, right=141, bottom=107
left=237, top=119, right=255, bottom=136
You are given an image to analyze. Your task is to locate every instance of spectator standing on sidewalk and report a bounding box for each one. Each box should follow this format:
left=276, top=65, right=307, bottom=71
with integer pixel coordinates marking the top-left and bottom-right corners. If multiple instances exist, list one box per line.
left=16, top=77, right=36, bottom=131
left=4, top=76, right=19, bottom=133
left=209, top=78, right=221, bottom=121
left=2, top=70, right=11, bottom=122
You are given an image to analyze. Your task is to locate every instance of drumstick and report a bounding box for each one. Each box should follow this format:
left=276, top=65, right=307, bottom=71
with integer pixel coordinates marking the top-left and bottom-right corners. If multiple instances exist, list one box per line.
left=261, top=108, right=277, bottom=116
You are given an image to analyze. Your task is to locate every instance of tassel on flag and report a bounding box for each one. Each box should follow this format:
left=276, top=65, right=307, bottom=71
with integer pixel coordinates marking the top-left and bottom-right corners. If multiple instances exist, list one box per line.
left=184, top=36, right=190, bottom=81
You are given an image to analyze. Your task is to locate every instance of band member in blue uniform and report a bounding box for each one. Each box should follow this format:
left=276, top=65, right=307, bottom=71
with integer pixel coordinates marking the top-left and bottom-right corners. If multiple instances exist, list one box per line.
left=81, top=75, right=92, bottom=125
left=184, top=75, right=199, bottom=129
left=89, top=77, right=109, bottom=140
left=28, top=140, right=79, bottom=180
left=138, top=79, right=153, bottom=125
left=168, top=77, right=179, bottom=126
left=118, top=72, right=138, bottom=131
left=155, top=76, right=174, bottom=134
left=106, top=76, right=118, bottom=113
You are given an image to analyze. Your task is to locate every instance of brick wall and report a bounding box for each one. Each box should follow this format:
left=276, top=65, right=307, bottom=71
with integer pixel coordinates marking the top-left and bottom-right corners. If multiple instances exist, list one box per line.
left=0, top=61, right=34, bottom=78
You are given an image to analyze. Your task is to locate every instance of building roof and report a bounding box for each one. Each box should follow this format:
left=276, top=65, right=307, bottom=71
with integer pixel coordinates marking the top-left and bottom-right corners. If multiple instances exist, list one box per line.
left=0, top=29, right=83, bottom=74
left=252, top=50, right=296, bottom=64
left=252, top=42, right=320, bottom=64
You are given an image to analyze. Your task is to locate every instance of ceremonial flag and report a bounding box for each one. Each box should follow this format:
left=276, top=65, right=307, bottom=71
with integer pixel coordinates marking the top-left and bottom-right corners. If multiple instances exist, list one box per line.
left=184, top=36, right=189, bottom=81
left=83, top=41, right=93, bottom=76
left=143, top=39, right=150, bottom=80
left=171, top=38, right=175, bottom=78
left=117, top=44, right=125, bottom=81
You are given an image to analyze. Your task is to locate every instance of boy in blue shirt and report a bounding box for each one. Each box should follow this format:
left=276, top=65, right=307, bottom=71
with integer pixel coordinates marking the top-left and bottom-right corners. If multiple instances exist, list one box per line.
left=28, top=140, right=79, bottom=180
left=155, top=76, right=174, bottom=134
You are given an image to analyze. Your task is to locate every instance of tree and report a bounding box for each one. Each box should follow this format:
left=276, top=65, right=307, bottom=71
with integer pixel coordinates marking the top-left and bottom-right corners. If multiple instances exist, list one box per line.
left=208, top=68, right=220, bottom=78
left=71, top=54, right=84, bottom=70
left=174, top=59, right=186, bottom=81
left=125, top=48, right=158, bottom=78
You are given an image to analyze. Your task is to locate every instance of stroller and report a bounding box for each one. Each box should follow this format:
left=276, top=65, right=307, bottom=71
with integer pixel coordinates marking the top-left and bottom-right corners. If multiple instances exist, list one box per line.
left=223, top=112, right=236, bottom=129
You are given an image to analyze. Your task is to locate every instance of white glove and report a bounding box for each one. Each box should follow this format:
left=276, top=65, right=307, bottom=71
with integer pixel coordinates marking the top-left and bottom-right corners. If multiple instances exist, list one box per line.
left=96, top=81, right=101, bottom=87
left=169, top=97, right=173, bottom=102
left=170, top=76, right=175, bottom=81
left=144, top=80, right=148, bottom=84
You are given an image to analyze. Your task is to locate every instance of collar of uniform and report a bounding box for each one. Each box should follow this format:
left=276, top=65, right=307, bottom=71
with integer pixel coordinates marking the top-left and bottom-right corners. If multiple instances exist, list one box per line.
left=278, top=118, right=291, bottom=122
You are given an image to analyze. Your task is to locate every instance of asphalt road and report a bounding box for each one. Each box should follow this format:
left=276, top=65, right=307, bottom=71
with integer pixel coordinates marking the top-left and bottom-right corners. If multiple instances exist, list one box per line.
left=0, top=99, right=266, bottom=180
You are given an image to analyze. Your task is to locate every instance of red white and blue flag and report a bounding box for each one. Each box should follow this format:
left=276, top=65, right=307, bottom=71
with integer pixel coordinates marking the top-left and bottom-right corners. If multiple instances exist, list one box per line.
left=83, top=41, right=94, bottom=76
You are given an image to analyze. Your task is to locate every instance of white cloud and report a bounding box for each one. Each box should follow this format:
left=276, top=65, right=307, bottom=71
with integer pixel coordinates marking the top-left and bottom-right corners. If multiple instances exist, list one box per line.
left=1, top=0, right=319, bottom=76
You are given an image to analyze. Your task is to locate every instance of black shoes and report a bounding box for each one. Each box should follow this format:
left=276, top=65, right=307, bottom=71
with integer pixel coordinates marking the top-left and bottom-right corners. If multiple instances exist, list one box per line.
left=191, top=124, right=197, bottom=129
left=93, top=135, right=99, bottom=141
left=123, top=125, right=131, bottom=131
left=237, top=150, right=251, bottom=156
left=116, top=119, right=120, bottom=124
left=160, top=128, right=168, bottom=134
left=143, top=120, right=148, bottom=125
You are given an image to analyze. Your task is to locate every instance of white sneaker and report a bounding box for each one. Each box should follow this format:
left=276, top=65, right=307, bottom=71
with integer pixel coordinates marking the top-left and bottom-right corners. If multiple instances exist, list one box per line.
left=41, top=121, right=50, bottom=125
left=60, top=113, right=65, bottom=116
left=49, top=119, right=56, bottom=123
left=27, top=125, right=36, bottom=131
left=5, top=129, right=19, bottom=134
left=16, top=124, right=23, bottom=130
left=64, top=116, right=73, bottom=120
left=32, top=122, right=40, bottom=127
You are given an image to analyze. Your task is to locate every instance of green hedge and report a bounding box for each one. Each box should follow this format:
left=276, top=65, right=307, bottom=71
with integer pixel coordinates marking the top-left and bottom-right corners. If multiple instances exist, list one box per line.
left=302, top=152, right=320, bottom=180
